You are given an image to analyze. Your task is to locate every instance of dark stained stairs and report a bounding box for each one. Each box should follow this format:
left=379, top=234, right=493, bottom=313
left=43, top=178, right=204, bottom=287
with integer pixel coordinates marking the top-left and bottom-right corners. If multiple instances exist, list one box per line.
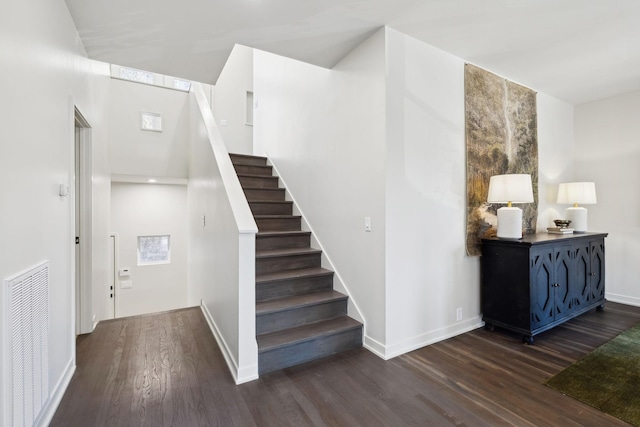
left=230, top=153, right=363, bottom=375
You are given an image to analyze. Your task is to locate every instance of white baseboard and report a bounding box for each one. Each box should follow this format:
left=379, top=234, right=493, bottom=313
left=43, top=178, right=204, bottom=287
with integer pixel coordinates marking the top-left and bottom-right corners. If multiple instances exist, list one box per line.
left=606, top=293, right=640, bottom=307
left=200, top=301, right=258, bottom=385
left=364, top=316, right=484, bottom=360
left=37, top=358, right=76, bottom=427
left=363, top=335, right=387, bottom=359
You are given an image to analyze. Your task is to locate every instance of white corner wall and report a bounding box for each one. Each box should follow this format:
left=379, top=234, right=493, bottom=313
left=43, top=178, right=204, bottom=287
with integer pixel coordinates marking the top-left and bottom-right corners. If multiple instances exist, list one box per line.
left=213, top=44, right=254, bottom=155
left=108, top=78, right=190, bottom=178
left=384, top=28, right=575, bottom=357
left=88, top=62, right=113, bottom=328
left=253, top=29, right=388, bottom=351
left=384, top=28, right=479, bottom=357
left=574, top=90, right=640, bottom=306
left=110, top=183, right=188, bottom=317
left=0, top=0, right=110, bottom=424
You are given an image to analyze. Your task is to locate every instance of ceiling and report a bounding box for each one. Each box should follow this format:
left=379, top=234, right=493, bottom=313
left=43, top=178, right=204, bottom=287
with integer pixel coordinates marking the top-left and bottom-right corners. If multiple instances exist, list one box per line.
left=65, top=0, right=640, bottom=105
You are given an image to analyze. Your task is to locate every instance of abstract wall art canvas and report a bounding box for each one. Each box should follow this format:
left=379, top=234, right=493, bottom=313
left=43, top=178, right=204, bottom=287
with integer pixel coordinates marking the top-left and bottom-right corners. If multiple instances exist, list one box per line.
left=465, top=64, right=538, bottom=256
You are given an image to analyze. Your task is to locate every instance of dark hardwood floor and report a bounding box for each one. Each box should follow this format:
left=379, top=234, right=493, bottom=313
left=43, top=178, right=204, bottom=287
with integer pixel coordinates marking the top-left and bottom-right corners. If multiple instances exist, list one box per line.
left=50, top=303, right=640, bottom=426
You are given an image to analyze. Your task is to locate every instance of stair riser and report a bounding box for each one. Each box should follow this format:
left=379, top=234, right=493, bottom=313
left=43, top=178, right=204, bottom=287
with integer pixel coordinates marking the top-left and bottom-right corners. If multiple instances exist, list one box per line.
left=256, top=253, right=321, bottom=275
left=257, top=299, right=347, bottom=335
left=234, top=164, right=273, bottom=176
left=229, top=154, right=266, bottom=166
left=250, top=202, right=293, bottom=216
left=256, top=234, right=310, bottom=251
left=243, top=188, right=285, bottom=201
left=256, top=274, right=334, bottom=302
left=258, top=327, right=363, bottom=375
left=256, top=217, right=301, bottom=231
left=239, top=175, right=279, bottom=188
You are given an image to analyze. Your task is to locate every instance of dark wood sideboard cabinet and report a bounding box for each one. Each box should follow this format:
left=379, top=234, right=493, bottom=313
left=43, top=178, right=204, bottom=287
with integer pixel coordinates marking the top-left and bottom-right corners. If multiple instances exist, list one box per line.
left=481, top=232, right=607, bottom=344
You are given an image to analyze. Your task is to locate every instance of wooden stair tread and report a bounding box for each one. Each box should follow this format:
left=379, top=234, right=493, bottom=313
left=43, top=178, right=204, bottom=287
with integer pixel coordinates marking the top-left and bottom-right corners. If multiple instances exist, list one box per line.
left=257, top=230, right=310, bottom=237
left=257, top=317, right=362, bottom=352
left=233, top=164, right=271, bottom=170
left=256, top=247, right=321, bottom=258
left=256, top=290, right=346, bottom=315
left=254, top=214, right=301, bottom=219
left=249, top=200, right=292, bottom=204
left=256, top=267, right=332, bottom=283
left=229, top=153, right=267, bottom=162
left=242, top=185, right=284, bottom=195
left=237, top=173, right=278, bottom=179
left=230, top=153, right=266, bottom=159
left=242, top=186, right=283, bottom=190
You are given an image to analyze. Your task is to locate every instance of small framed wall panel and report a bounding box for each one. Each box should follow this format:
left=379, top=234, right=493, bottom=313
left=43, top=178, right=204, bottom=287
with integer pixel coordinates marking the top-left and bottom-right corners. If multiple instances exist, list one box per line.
left=141, top=112, right=162, bottom=132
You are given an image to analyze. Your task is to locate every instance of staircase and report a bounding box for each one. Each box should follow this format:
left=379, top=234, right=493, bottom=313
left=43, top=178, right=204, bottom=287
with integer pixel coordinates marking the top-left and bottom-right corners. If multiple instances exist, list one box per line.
left=229, top=153, right=363, bottom=375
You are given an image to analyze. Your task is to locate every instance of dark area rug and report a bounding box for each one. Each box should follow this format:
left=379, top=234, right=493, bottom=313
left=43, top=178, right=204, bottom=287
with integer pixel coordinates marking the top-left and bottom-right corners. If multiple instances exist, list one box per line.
left=545, top=322, right=640, bottom=426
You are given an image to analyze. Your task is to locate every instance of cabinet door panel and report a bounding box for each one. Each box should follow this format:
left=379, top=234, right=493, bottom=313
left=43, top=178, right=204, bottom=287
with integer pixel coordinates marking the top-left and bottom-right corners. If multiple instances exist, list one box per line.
left=590, top=240, right=605, bottom=300
left=572, top=244, right=591, bottom=309
left=554, top=246, right=572, bottom=316
left=530, top=251, right=554, bottom=329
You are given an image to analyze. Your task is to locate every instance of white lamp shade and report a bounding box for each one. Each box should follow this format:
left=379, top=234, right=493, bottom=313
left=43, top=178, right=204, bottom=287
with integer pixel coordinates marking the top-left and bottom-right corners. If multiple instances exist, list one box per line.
left=556, top=182, right=597, bottom=205
left=487, top=174, right=534, bottom=204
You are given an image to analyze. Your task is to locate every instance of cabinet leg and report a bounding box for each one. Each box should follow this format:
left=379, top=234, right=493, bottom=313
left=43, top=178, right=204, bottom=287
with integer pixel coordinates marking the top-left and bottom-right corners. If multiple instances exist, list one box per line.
left=597, top=303, right=605, bottom=311
left=522, top=335, right=534, bottom=345
left=484, top=323, right=495, bottom=332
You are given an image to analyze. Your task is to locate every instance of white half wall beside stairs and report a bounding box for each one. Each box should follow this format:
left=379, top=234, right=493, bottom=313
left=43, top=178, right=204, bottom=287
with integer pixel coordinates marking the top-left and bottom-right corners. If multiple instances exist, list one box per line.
left=187, top=83, right=259, bottom=384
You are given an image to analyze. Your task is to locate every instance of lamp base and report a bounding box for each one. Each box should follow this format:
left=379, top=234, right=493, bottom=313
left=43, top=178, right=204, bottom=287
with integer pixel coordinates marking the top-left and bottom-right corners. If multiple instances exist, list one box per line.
left=496, top=207, right=523, bottom=239
left=565, top=207, right=587, bottom=233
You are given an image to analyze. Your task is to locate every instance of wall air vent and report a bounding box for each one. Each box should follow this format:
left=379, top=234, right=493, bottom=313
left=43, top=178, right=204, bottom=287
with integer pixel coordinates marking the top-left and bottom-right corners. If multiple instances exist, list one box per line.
left=4, top=261, right=50, bottom=427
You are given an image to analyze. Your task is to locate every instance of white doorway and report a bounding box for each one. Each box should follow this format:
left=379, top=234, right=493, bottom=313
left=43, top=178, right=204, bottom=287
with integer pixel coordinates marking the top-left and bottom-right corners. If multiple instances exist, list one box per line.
left=108, top=234, right=118, bottom=318
left=74, top=108, right=93, bottom=335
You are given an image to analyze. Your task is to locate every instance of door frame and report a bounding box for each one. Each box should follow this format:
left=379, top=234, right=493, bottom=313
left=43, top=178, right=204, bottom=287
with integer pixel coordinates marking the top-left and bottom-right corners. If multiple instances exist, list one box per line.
left=74, top=107, right=93, bottom=335
left=109, top=233, right=120, bottom=318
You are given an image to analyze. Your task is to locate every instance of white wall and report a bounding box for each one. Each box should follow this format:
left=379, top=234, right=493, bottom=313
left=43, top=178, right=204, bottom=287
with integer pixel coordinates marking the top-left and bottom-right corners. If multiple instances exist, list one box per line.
left=110, top=183, right=188, bottom=317
left=0, top=0, right=110, bottom=424
left=214, top=44, right=254, bottom=155
left=108, top=78, right=190, bottom=178
left=254, top=29, right=388, bottom=350
left=384, top=28, right=575, bottom=357
left=574, top=90, right=640, bottom=306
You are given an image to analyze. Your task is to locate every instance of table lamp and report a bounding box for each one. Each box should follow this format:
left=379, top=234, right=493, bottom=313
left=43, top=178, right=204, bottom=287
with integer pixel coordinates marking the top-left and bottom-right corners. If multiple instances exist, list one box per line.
left=556, top=182, right=596, bottom=233
left=487, top=174, right=534, bottom=239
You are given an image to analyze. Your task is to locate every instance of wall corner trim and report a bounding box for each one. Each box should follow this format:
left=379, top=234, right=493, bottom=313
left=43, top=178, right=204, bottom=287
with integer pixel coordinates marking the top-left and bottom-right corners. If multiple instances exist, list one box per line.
left=36, top=359, right=76, bottom=427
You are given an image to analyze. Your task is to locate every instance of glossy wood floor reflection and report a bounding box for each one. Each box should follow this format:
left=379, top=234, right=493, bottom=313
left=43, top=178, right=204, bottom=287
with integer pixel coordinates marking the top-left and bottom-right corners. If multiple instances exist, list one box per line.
left=51, top=303, right=640, bottom=426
